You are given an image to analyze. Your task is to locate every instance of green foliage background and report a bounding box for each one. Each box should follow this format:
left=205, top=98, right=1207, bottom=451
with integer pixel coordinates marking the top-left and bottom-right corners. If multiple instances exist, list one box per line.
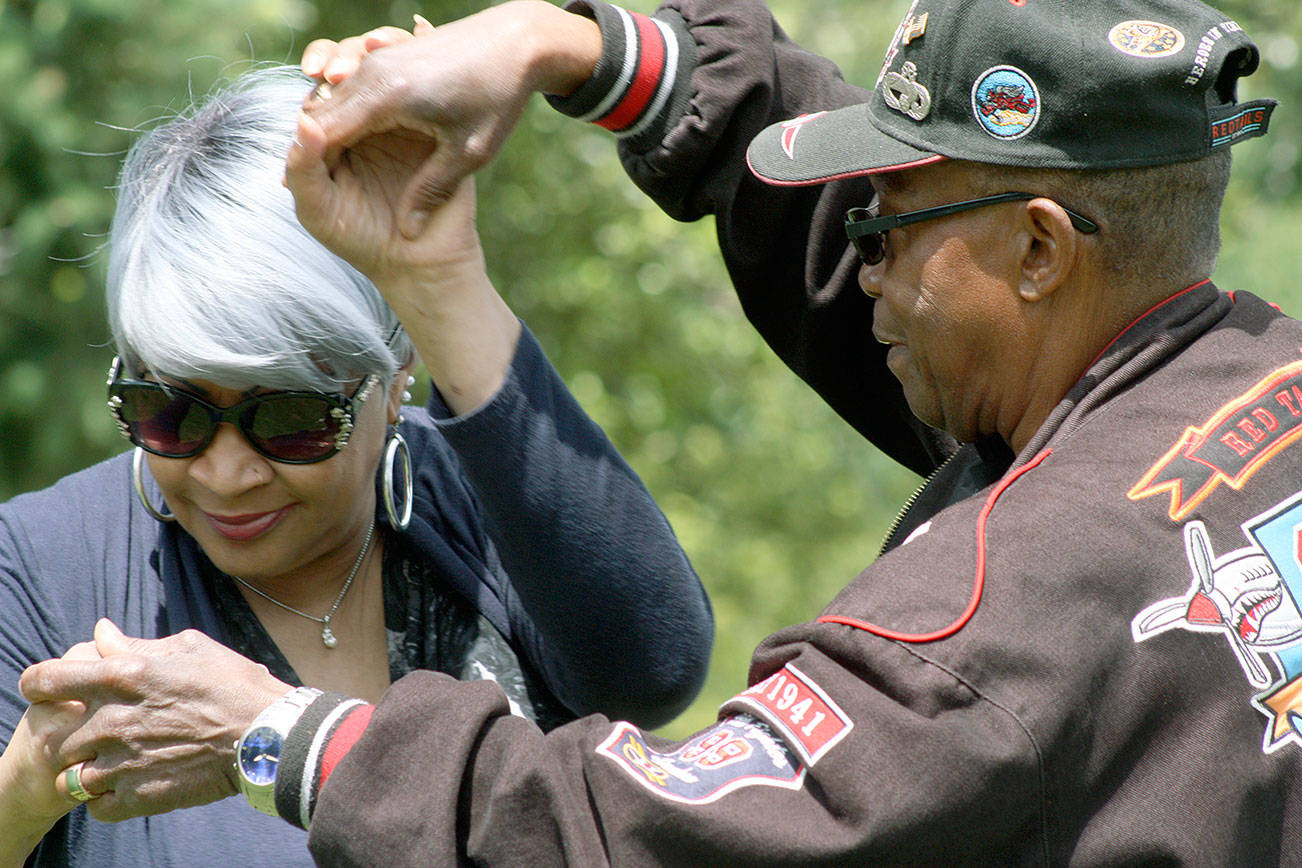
left=1, top=0, right=1299, bottom=738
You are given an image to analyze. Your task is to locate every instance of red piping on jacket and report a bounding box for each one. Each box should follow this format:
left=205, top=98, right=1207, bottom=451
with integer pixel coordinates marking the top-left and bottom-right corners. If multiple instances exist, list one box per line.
left=1086, top=279, right=1211, bottom=369
left=818, top=447, right=1053, bottom=643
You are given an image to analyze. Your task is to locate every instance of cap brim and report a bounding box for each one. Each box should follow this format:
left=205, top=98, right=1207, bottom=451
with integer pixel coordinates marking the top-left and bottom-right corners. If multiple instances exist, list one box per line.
left=746, top=101, right=945, bottom=187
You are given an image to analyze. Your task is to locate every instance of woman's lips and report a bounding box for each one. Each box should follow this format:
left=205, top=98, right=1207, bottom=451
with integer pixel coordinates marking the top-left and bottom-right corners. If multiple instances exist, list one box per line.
left=203, top=508, right=289, bottom=541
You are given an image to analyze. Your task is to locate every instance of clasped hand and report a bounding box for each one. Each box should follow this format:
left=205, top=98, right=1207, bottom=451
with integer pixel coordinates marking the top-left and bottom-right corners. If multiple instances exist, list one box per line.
left=292, top=1, right=555, bottom=243
left=16, top=619, right=289, bottom=823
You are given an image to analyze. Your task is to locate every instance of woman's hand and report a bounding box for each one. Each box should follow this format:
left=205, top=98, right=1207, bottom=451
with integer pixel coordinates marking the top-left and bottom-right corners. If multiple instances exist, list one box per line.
left=297, top=0, right=601, bottom=238
left=286, top=106, right=484, bottom=289
left=0, top=641, right=98, bottom=866
left=288, top=111, right=520, bottom=415
left=18, top=619, right=290, bottom=823
left=287, top=1, right=601, bottom=413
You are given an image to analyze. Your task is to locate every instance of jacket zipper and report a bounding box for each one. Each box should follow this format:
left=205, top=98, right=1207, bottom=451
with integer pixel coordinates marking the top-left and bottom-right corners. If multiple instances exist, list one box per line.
left=878, top=450, right=961, bottom=557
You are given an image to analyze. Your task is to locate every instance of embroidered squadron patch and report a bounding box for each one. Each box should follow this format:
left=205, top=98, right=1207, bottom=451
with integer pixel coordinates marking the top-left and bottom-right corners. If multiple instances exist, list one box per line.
left=595, top=714, right=805, bottom=804
left=1132, top=495, right=1302, bottom=753
left=1129, top=360, right=1302, bottom=521
left=720, top=663, right=854, bottom=766
left=971, top=66, right=1039, bottom=140
left=1108, top=20, right=1186, bottom=58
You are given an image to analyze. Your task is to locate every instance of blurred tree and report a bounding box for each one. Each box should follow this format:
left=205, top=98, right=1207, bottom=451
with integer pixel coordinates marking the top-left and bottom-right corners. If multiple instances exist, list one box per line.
left=1, top=0, right=1299, bottom=741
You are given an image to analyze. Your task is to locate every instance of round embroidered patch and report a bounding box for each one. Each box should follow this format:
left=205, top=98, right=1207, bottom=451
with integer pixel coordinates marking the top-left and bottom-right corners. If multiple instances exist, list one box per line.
left=971, top=66, right=1040, bottom=140
left=1108, top=20, right=1185, bottom=58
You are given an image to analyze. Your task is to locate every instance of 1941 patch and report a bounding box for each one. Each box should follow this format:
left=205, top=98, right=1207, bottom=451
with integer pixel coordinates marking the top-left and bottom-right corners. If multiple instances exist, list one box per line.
left=720, top=663, right=854, bottom=766
left=595, top=714, right=805, bottom=804
left=971, top=66, right=1039, bottom=140
left=1108, top=20, right=1185, bottom=58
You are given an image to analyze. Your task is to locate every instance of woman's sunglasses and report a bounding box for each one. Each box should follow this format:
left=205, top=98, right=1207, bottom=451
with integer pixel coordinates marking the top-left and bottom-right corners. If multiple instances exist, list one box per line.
left=106, top=357, right=377, bottom=464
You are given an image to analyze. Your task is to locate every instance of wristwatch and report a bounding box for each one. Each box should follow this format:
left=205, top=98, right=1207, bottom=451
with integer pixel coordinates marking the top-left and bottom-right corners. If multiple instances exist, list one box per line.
left=234, top=686, right=323, bottom=816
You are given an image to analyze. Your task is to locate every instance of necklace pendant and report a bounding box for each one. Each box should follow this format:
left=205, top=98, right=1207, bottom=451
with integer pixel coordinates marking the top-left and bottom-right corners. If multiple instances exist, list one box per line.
left=321, top=624, right=339, bottom=649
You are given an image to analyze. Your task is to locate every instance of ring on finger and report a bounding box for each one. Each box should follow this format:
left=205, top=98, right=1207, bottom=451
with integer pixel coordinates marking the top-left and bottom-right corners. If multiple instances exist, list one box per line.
left=310, top=81, right=333, bottom=102
left=64, top=761, right=99, bottom=802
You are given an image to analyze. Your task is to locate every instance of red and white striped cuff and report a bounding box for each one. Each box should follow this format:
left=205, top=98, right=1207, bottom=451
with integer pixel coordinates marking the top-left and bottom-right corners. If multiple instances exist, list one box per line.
left=275, top=692, right=375, bottom=830
left=547, top=1, right=694, bottom=144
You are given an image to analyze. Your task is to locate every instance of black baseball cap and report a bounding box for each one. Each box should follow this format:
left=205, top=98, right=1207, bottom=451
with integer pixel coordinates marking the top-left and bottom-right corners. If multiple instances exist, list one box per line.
left=747, top=0, right=1277, bottom=185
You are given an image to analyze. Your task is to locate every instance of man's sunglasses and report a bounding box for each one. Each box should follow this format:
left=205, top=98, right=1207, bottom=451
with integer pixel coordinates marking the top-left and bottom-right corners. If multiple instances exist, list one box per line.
left=844, top=191, right=1100, bottom=266
left=106, top=357, right=377, bottom=464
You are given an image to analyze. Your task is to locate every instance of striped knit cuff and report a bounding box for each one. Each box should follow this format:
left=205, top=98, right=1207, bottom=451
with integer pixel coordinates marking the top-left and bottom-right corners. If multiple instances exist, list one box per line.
left=275, top=691, right=375, bottom=830
left=546, top=1, right=696, bottom=151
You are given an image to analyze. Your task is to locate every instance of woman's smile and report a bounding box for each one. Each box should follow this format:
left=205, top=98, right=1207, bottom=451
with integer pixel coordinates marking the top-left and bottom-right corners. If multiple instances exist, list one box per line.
left=201, top=507, right=292, bottom=541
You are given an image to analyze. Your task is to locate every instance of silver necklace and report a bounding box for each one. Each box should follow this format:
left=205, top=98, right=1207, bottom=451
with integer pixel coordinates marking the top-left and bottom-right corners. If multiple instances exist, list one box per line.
left=232, top=516, right=376, bottom=649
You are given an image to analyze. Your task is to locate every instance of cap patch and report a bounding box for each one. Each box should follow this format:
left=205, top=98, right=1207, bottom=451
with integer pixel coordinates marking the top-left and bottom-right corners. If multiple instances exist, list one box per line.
left=972, top=66, right=1040, bottom=140
left=1108, top=20, right=1185, bottom=58
left=1210, top=101, right=1274, bottom=149
left=883, top=61, right=933, bottom=121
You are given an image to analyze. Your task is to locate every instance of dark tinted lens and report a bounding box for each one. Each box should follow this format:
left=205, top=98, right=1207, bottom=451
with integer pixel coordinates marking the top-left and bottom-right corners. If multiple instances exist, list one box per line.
left=853, top=232, right=885, bottom=265
left=119, top=386, right=215, bottom=456
left=243, top=396, right=341, bottom=462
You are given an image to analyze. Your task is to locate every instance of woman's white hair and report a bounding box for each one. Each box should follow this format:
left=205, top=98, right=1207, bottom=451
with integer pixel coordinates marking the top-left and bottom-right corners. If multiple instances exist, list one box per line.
left=107, top=64, right=414, bottom=392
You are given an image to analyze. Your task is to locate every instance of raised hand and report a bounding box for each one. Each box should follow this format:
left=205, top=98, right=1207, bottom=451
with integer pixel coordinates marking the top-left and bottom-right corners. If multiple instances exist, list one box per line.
left=297, top=0, right=600, bottom=238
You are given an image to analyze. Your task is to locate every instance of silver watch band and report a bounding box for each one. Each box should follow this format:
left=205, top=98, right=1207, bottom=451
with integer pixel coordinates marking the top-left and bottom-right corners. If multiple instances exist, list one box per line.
left=235, top=686, right=324, bottom=816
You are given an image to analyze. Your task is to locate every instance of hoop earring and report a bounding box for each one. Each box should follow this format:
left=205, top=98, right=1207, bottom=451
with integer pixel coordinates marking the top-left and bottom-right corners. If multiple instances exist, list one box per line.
left=382, top=430, right=413, bottom=532
left=132, top=447, right=175, bottom=523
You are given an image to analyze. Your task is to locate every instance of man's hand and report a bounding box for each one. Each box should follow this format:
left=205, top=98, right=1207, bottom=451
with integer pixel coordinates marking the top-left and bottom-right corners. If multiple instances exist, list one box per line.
left=286, top=107, right=483, bottom=286
left=19, top=620, right=290, bottom=822
left=297, top=0, right=601, bottom=238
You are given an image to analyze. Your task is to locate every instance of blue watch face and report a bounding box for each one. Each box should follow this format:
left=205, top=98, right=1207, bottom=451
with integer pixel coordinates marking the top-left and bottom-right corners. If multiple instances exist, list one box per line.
left=239, top=726, right=283, bottom=786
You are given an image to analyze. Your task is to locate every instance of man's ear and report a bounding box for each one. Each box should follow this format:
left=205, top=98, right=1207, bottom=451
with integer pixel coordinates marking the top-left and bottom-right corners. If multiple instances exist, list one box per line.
left=1018, top=198, right=1081, bottom=302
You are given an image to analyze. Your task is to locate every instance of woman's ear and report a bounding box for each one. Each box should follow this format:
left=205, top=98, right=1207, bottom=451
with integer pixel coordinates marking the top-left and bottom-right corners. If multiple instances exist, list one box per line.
left=386, top=358, right=418, bottom=424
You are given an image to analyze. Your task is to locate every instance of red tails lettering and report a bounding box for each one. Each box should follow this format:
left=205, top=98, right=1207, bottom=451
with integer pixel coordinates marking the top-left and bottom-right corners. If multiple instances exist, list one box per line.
left=1212, top=110, right=1265, bottom=141
left=1238, top=417, right=1268, bottom=443
left=1130, top=361, right=1302, bottom=521
left=1276, top=386, right=1302, bottom=418
left=1221, top=430, right=1255, bottom=458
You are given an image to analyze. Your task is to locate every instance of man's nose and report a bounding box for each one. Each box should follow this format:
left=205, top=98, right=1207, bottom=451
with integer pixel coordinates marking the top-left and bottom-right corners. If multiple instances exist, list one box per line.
left=858, top=261, right=883, bottom=299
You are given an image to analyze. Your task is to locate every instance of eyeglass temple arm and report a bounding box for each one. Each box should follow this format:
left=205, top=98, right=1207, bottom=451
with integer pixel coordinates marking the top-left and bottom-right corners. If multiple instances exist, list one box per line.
left=846, top=192, right=1098, bottom=237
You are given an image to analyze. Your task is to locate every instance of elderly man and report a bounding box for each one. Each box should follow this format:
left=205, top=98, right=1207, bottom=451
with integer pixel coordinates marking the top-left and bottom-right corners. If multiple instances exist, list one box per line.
left=22, top=0, right=1299, bottom=863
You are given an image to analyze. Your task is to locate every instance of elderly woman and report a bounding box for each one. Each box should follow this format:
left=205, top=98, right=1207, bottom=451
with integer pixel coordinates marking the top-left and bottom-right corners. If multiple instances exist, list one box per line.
left=0, top=65, right=711, bottom=865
